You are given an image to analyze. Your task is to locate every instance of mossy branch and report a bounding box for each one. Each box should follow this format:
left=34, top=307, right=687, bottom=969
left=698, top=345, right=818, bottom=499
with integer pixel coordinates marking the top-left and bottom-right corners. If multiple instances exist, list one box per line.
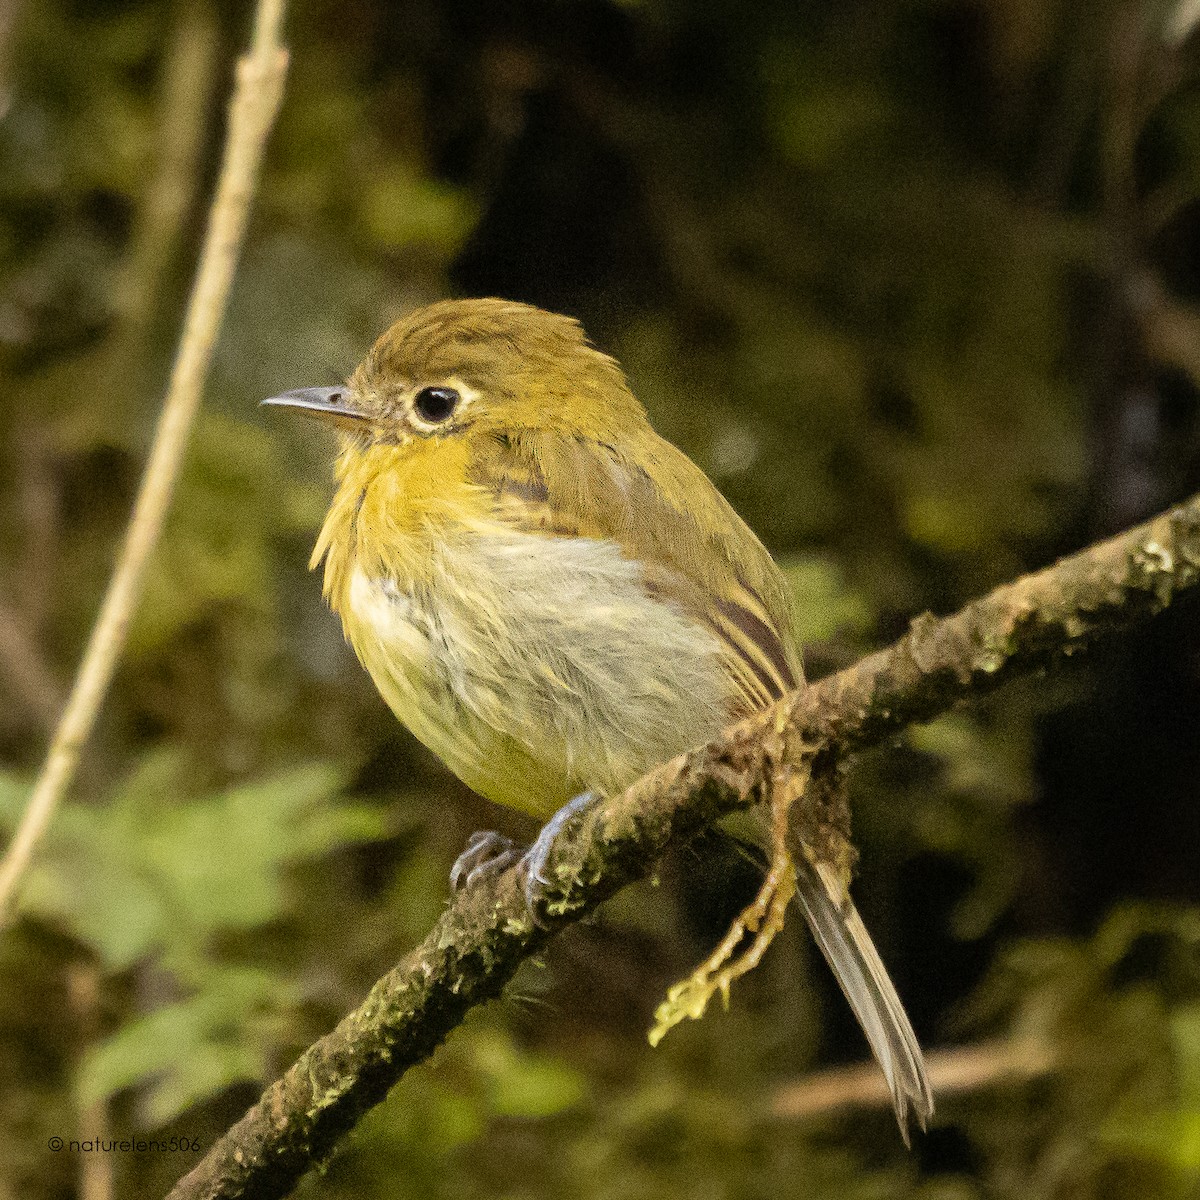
left=167, top=491, right=1200, bottom=1200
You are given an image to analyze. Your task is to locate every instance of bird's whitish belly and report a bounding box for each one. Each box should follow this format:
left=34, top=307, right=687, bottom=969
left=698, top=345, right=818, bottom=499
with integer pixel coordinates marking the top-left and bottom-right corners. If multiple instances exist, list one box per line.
left=344, top=529, right=735, bottom=819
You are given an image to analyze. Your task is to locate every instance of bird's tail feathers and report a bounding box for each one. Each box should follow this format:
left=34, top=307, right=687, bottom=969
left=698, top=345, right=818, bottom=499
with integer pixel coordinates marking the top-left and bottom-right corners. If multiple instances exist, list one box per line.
left=794, top=856, right=934, bottom=1142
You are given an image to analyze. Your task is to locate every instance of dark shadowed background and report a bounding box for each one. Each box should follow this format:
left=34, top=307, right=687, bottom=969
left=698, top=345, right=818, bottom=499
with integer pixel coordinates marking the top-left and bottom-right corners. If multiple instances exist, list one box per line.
left=3, top=1, right=1200, bottom=1197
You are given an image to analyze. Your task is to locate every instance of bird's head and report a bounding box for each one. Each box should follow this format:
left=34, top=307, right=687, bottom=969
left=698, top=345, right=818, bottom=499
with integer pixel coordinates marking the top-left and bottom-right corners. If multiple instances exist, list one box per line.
left=263, top=297, right=647, bottom=449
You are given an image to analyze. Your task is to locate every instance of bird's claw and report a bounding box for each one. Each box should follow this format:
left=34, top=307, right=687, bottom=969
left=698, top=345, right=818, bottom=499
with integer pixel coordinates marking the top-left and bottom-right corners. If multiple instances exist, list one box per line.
left=449, top=829, right=520, bottom=891
left=450, top=793, right=596, bottom=924
left=519, top=791, right=595, bottom=918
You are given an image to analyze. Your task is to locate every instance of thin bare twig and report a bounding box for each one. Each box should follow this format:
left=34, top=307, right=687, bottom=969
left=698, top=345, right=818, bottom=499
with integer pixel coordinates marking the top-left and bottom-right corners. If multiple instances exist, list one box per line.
left=0, top=10, right=217, bottom=737
left=0, top=0, right=289, bottom=927
left=1166, top=0, right=1200, bottom=47
left=769, top=1037, right=1057, bottom=1121
left=103, top=0, right=221, bottom=399
left=167, top=490, right=1200, bottom=1200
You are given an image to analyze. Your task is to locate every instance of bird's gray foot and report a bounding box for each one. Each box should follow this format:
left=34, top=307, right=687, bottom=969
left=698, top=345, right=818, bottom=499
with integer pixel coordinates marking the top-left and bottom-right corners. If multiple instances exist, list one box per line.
left=449, top=830, right=520, bottom=891
left=519, top=791, right=596, bottom=915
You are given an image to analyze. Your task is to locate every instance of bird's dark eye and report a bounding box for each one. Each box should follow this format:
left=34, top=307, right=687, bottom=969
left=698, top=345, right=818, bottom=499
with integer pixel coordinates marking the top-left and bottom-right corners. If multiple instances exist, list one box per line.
left=413, top=386, right=460, bottom=424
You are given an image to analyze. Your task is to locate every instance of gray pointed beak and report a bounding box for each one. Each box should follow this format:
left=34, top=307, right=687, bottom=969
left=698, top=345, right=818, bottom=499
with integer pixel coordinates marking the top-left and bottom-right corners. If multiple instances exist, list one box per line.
left=261, top=386, right=369, bottom=428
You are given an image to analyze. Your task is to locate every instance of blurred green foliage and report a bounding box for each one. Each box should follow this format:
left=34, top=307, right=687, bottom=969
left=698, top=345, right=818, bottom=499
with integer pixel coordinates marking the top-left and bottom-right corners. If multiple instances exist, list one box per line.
left=0, top=754, right=386, bottom=1124
left=1, top=0, right=1200, bottom=1198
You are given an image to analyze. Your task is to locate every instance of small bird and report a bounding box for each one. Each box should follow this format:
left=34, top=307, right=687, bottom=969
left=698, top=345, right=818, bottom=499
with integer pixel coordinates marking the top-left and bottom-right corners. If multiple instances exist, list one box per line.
left=264, top=298, right=932, bottom=1135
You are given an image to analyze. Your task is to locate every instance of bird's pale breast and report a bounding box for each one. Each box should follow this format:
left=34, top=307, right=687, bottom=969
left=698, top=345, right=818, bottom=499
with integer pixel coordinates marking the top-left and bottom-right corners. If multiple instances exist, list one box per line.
left=343, top=526, right=737, bottom=818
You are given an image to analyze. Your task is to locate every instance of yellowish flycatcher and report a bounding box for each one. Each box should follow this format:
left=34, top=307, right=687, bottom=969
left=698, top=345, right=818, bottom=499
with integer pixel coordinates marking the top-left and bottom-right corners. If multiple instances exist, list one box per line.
left=264, top=297, right=932, bottom=1135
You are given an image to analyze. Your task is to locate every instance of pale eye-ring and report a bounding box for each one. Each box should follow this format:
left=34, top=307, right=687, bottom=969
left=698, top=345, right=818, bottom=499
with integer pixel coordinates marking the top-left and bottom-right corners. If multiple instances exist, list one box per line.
left=413, top=386, right=460, bottom=424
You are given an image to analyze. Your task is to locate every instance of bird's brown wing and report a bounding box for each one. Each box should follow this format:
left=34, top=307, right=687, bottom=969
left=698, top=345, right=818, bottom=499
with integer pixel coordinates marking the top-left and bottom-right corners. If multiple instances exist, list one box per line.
left=466, top=426, right=804, bottom=716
